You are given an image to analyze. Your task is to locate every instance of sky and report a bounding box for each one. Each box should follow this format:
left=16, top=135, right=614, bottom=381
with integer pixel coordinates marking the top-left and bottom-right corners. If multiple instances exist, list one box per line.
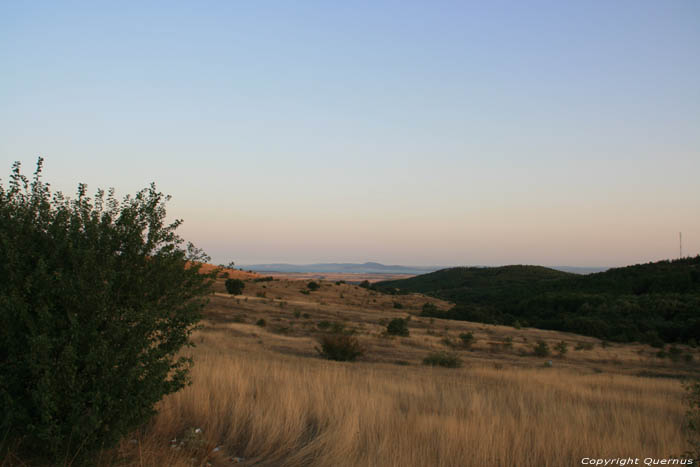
left=1, top=1, right=699, bottom=267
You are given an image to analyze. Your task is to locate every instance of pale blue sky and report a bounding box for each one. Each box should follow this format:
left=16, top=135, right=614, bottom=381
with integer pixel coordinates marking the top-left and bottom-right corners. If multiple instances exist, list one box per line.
left=1, top=1, right=699, bottom=267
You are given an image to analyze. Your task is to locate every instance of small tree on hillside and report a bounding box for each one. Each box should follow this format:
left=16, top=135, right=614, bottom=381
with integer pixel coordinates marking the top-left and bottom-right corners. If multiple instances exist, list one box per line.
left=225, top=278, right=245, bottom=295
left=386, top=317, right=410, bottom=337
left=307, top=281, right=320, bottom=291
left=0, top=159, right=215, bottom=463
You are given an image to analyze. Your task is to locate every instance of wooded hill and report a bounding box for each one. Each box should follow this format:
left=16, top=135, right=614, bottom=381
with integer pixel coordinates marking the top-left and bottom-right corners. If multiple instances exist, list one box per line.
left=374, top=257, right=700, bottom=345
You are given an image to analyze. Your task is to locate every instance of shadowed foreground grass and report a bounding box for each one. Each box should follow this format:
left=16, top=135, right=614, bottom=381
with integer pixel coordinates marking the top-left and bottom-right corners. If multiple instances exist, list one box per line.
left=106, top=327, right=687, bottom=467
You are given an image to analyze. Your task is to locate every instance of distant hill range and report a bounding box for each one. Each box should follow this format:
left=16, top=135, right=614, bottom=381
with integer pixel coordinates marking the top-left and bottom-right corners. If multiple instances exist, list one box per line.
left=242, top=262, right=440, bottom=275
left=374, top=257, right=700, bottom=345
left=242, top=262, right=607, bottom=275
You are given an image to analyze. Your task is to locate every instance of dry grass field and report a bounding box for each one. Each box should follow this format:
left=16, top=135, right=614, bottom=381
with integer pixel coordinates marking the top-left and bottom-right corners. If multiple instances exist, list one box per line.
left=101, top=276, right=697, bottom=466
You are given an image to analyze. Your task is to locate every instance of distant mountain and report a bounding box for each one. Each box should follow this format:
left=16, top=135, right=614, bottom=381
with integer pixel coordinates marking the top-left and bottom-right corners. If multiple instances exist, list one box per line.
left=241, top=262, right=441, bottom=275
left=374, top=257, right=700, bottom=344
left=550, top=266, right=608, bottom=274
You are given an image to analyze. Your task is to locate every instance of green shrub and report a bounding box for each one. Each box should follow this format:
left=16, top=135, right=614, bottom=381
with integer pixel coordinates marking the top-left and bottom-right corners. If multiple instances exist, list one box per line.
left=554, top=341, right=568, bottom=357
left=359, top=280, right=371, bottom=289
left=669, top=345, right=683, bottom=362
left=300, top=289, right=310, bottom=295
left=335, top=280, right=345, bottom=285
left=575, top=342, right=594, bottom=351
left=533, top=340, right=551, bottom=357
left=458, top=332, right=475, bottom=349
left=253, top=276, right=274, bottom=282
left=256, top=318, right=266, bottom=327
left=317, top=320, right=332, bottom=330
left=423, top=351, right=462, bottom=368
left=0, top=159, right=214, bottom=463
left=293, top=310, right=301, bottom=318
left=307, top=281, right=320, bottom=291
left=393, top=301, right=404, bottom=309
left=225, top=278, right=245, bottom=295
left=513, top=320, right=522, bottom=329
left=386, top=317, right=410, bottom=336
left=256, top=291, right=266, bottom=298
left=421, top=302, right=438, bottom=315
left=316, top=334, right=364, bottom=361
left=302, top=312, right=311, bottom=319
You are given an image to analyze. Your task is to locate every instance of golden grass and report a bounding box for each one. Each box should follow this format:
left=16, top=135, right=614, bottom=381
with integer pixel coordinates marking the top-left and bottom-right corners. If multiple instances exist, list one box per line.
left=110, top=328, right=687, bottom=467
left=101, top=277, right=694, bottom=466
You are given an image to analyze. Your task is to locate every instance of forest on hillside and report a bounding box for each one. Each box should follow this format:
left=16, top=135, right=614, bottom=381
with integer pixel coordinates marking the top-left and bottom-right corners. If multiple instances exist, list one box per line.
left=374, top=257, right=700, bottom=345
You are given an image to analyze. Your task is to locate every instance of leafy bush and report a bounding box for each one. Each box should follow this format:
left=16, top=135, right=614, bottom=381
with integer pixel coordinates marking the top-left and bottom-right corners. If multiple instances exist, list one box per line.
left=359, top=280, right=371, bottom=289
left=459, top=332, right=475, bottom=349
left=0, top=159, right=214, bottom=463
left=225, top=278, right=245, bottom=295
left=554, top=341, right=568, bottom=357
left=316, top=334, right=364, bottom=361
left=386, top=317, right=410, bottom=336
left=423, top=351, right=462, bottom=368
left=307, top=281, right=320, bottom=291
left=575, top=342, right=594, bottom=351
left=256, top=318, right=266, bottom=327
left=533, top=340, right=551, bottom=357
left=393, top=301, right=404, bottom=309
left=421, top=302, right=438, bottom=315
left=317, top=320, right=332, bottom=330
left=253, top=276, right=274, bottom=282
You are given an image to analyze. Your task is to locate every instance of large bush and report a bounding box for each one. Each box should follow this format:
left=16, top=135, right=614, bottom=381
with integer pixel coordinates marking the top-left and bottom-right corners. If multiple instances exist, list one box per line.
left=0, top=159, right=215, bottom=463
left=225, top=278, right=245, bottom=295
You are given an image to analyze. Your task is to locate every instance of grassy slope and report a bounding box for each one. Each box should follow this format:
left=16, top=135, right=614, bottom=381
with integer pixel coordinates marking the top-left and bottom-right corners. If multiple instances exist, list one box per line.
left=92, top=276, right=697, bottom=466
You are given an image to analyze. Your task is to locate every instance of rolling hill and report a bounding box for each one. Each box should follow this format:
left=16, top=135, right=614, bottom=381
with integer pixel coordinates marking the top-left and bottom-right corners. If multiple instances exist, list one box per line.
left=375, top=256, right=700, bottom=344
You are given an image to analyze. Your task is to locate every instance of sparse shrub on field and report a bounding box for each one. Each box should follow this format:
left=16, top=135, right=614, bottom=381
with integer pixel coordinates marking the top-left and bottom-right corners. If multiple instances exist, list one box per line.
left=225, top=278, right=245, bottom=295
left=423, top=351, right=462, bottom=368
left=393, top=301, right=404, bottom=309
left=307, top=281, right=320, bottom=291
left=421, top=302, right=438, bottom=315
left=386, top=317, right=410, bottom=337
left=359, top=280, right=371, bottom=289
left=256, top=318, right=266, bottom=327
left=601, top=340, right=611, bottom=348
left=534, top=341, right=551, bottom=357
left=330, top=321, right=348, bottom=334
left=555, top=341, right=569, bottom=357
left=503, top=337, right=514, bottom=350
left=669, top=345, right=683, bottom=362
left=575, top=342, right=595, bottom=351
left=0, top=159, right=214, bottom=463
left=293, top=310, right=301, bottom=318
left=253, top=276, right=274, bottom=282
left=441, top=336, right=457, bottom=348
left=256, top=291, right=266, bottom=298
left=301, top=289, right=310, bottom=295
left=302, top=312, right=311, bottom=319
left=335, top=280, right=345, bottom=285
left=317, top=320, right=332, bottom=330
left=231, top=314, right=247, bottom=323
left=513, top=320, right=522, bottom=329
left=316, top=334, right=365, bottom=361
left=459, top=332, right=475, bottom=349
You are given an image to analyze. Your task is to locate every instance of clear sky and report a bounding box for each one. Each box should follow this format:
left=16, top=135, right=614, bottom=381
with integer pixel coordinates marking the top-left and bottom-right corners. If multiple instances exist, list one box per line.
left=1, top=1, right=699, bottom=267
